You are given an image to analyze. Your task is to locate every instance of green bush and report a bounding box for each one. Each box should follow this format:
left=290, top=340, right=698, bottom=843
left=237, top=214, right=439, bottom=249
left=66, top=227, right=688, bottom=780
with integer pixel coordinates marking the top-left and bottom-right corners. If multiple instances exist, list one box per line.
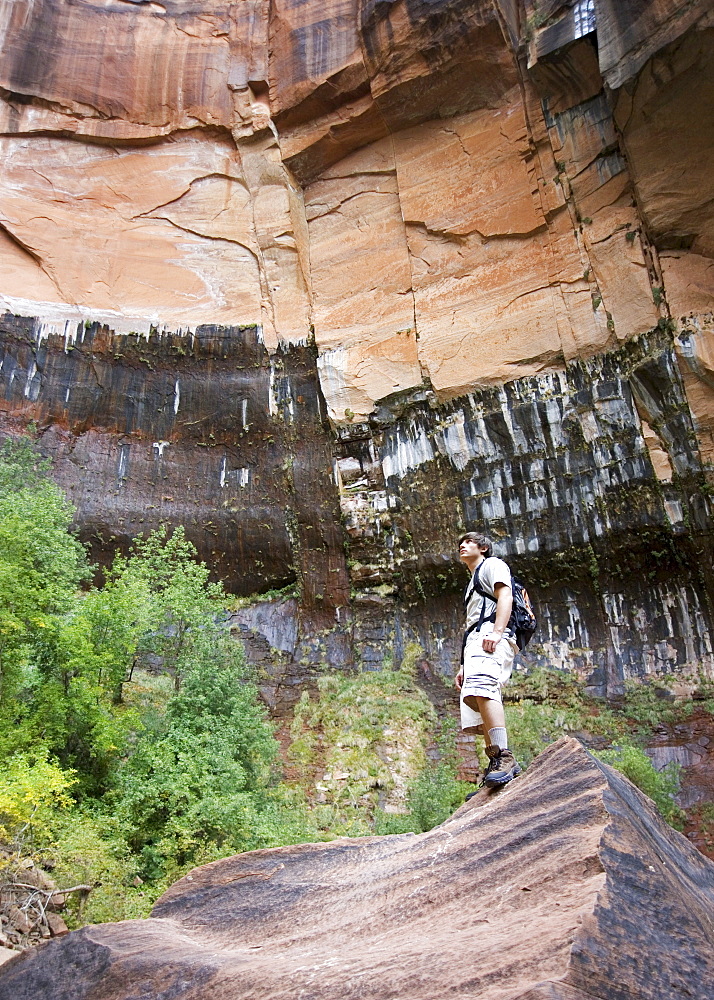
left=112, top=639, right=279, bottom=879
left=593, top=744, right=684, bottom=827
left=48, top=813, right=158, bottom=925
left=0, top=750, right=75, bottom=850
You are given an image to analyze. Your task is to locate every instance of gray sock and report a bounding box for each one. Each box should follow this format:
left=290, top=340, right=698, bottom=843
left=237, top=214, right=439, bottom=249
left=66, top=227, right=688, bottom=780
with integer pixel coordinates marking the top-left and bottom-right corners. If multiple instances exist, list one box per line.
left=488, top=727, right=508, bottom=750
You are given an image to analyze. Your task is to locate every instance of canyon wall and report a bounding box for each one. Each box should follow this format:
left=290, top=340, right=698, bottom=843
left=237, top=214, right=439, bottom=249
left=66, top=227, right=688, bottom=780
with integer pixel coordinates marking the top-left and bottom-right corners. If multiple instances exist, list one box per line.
left=1, top=0, right=713, bottom=698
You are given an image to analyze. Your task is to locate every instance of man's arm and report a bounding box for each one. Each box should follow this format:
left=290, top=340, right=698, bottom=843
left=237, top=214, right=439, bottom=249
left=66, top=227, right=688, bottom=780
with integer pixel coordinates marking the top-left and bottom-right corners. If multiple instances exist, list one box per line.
left=481, top=581, right=512, bottom=653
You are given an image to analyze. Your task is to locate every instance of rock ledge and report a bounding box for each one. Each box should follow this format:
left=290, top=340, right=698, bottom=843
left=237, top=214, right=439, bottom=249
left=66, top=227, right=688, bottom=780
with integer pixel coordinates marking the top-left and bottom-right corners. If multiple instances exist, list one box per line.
left=1, top=737, right=712, bottom=1000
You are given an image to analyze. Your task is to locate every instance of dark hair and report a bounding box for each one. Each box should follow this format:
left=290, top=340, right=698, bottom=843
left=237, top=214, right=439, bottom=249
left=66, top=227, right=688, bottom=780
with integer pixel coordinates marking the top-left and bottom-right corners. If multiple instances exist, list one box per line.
left=458, top=531, right=492, bottom=557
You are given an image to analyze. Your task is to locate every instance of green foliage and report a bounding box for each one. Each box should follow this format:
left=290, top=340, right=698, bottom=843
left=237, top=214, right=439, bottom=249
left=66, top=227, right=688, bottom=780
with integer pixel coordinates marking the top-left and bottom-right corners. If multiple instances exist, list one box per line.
left=289, top=666, right=470, bottom=838
left=0, top=750, right=75, bottom=848
left=0, top=435, right=333, bottom=926
left=0, top=435, right=134, bottom=794
left=593, top=745, right=684, bottom=827
left=0, top=436, right=88, bottom=702
left=290, top=672, right=434, bottom=836
left=376, top=718, right=469, bottom=834
left=506, top=664, right=583, bottom=707
left=405, top=762, right=459, bottom=831
left=524, top=6, right=551, bottom=39
left=112, top=639, right=279, bottom=880
left=0, top=432, right=51, bottom=491
left=505, top=701, right=582, bottom=768
left=618, top=677, right=691, bottom=735
left=700, top=802, right=714, bottom=833
left=247, top=785, right=323, bottom=849
left=48, top=813, right=158, bottom=926
left=503, top=667, right=690, bottom=825
left=110, top=526, right=226, bottom=691
left=289, top=666, right=436, bottom=835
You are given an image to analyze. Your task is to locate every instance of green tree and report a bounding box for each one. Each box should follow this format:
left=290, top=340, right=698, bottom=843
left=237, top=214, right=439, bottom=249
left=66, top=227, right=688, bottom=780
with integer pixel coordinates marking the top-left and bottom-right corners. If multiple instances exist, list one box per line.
left=110, top=526, right=225, bottom=690
left=113, top=637, right=278, bottom=879
left=0, top=436, right=87, bottom=704
left=0, top=435, right=142, bottom=791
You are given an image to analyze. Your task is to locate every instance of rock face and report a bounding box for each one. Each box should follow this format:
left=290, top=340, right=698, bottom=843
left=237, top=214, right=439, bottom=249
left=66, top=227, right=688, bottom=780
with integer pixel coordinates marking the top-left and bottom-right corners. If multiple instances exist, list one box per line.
left=0, top=1, right=712, bottom=418
left=1, top=1, right=714, bottom=690
left=1, top=737, right=712, bottom=999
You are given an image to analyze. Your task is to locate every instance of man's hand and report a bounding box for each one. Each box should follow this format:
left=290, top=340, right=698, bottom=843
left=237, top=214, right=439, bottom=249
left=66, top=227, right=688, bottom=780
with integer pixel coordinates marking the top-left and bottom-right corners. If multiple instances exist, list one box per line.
left=481, top=629, right=503, bottom=654
left=455, top=667, right=463, bottom=691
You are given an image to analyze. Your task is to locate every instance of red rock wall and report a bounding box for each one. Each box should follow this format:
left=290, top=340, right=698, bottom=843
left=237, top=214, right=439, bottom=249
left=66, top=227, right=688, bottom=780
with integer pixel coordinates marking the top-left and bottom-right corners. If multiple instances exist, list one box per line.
left=1, top=0, right=714, bottom=690
left=0, top=0, right=711, bottom=427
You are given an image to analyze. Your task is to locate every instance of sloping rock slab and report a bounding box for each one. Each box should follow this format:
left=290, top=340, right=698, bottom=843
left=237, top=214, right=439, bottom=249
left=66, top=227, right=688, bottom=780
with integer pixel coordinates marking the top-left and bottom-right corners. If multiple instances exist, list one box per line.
left=1, top=737, right=712, bottom=999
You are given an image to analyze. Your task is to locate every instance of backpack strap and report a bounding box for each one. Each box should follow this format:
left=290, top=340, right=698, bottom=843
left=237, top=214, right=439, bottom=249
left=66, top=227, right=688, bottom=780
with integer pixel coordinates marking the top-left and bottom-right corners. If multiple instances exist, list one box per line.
left=463, top=558, right=493, bottom=607
left=461, top=560, right=497, bottom=664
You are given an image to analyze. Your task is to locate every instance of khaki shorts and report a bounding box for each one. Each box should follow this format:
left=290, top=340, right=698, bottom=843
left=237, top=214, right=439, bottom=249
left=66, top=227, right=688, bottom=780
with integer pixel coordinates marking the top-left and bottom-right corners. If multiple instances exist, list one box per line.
left=460, top=625, right=516, bottom=731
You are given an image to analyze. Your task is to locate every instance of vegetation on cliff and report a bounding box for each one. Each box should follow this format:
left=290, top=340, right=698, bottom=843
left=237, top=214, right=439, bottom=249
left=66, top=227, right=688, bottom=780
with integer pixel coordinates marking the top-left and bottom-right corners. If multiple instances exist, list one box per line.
left=0, top=433, right=711, bottom=944
left=0, top=435, right=310, bottom=928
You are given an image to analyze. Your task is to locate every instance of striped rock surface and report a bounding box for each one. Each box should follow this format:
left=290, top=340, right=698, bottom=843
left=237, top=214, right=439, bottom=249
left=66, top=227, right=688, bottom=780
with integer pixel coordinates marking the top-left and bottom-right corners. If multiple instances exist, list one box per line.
left=1, top=736, right=712, bottom=1000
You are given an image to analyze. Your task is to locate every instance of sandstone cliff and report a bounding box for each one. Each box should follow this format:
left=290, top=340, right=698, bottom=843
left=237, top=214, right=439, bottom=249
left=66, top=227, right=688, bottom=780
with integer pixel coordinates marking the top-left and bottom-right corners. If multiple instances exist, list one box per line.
left=0, top=738, right=712, bottom=999
left=1, top=1, right=712, bottom=421
left=1, top=1, right=713, bottom=688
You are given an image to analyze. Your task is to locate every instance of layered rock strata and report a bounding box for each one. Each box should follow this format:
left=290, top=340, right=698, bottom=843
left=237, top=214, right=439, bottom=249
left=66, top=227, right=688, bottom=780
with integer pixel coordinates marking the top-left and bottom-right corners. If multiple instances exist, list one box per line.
left=0, top=314, right=349, bottom=608
left=3, top=312, right=712, bottom=701
left=1, top=1, right=714, bottom=693
left=1, top=738, right=713, bottom=1000
left=0, top=1, right=712, bottom=426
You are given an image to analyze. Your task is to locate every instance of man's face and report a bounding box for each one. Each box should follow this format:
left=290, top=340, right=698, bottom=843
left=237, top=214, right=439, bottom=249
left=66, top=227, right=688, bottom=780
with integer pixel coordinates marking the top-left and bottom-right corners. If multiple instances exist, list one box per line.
left=459, top=538, right=487, bottom=563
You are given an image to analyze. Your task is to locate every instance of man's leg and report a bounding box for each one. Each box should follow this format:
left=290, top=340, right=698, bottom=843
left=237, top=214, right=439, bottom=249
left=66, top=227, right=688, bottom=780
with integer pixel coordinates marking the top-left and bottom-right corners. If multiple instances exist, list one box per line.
left=475, top=696, right=508, bottom=755
left=460, top=633, right=520, bottom=788
left=474, top=695, right=520, bottom=786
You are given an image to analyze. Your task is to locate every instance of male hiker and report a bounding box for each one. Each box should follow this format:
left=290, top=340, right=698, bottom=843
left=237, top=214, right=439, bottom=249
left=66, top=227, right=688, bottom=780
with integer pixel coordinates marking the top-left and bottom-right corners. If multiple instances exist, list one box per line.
left=455, top=531, right=522, bottom=787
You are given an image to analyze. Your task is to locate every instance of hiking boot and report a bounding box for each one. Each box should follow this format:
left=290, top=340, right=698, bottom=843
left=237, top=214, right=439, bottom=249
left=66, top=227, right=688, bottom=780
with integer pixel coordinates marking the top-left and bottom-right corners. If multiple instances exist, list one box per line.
left=481, top=745, right=521, bottom=788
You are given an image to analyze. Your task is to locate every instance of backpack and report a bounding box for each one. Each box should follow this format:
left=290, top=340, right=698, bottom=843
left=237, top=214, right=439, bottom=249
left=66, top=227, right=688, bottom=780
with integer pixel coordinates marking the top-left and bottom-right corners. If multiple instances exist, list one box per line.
left=463, top=558, right=537, bottom=653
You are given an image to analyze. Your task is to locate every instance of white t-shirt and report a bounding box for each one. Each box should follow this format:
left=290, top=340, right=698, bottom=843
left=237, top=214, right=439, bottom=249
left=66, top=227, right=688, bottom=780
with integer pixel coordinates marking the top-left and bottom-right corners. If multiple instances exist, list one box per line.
left=464, top=557, right=513, bottom=632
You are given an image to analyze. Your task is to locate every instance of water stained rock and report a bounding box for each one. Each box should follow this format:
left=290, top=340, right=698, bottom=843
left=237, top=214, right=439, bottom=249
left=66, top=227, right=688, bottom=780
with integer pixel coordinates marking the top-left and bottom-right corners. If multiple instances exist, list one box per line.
left=1, top=314, right=713, bottom=705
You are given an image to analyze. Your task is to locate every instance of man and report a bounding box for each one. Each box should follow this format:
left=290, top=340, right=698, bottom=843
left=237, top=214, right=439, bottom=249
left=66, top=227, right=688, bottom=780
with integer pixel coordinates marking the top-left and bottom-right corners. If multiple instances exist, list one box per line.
left=455, top=531, right=521, bottom=787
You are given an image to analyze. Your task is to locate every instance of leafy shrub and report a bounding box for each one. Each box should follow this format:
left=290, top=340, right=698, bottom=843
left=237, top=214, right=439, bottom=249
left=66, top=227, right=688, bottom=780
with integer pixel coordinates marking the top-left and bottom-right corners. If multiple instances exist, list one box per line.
left=112, top=638, right=279, bottom=879
left=49, top=813, right=158, bottom=925
left=0, top=750, right=75, bottom=850
left=593, top=744, right=684, bottom=827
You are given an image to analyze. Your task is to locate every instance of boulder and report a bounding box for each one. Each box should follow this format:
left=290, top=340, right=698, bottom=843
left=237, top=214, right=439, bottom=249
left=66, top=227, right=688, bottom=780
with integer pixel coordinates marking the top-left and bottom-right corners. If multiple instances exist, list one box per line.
left=1, top=737, right=712, bottom=999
